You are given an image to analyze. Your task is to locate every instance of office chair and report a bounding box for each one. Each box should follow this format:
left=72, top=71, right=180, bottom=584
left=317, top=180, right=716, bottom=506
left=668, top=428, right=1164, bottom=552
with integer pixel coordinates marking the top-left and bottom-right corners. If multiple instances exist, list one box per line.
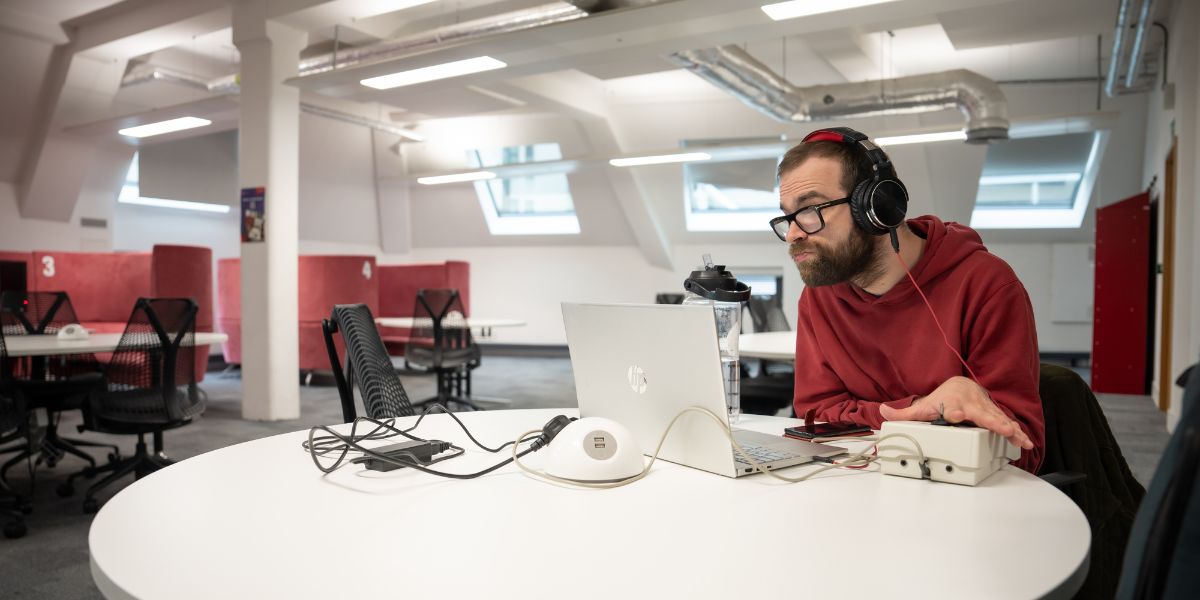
left=403, top=289, right=483, bottom=411
left=322, top=303, right=416, bottom=422
left=0, top=291, right=116, bottom=472
left=58, top=298, right=205, bottom=513
left=740, top=297, right=795, bottom=416
left=1037, top=362, right=1145, bottom=599
left=1115, top=359, right=1200, bottom=600
left=0, top=382, right=29, bottom=539
left=654, top=293, right=683, bottom=304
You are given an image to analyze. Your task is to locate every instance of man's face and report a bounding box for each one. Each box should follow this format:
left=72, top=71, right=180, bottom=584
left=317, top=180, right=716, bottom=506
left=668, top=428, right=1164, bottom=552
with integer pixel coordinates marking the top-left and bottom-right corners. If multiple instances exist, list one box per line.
left=777, top=156, right=876, bottom=287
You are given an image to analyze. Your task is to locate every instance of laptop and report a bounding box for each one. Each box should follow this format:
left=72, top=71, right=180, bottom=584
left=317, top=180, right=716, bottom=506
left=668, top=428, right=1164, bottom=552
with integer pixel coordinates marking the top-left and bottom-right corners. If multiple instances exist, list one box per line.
left=561, top=302, right=846, bottom=478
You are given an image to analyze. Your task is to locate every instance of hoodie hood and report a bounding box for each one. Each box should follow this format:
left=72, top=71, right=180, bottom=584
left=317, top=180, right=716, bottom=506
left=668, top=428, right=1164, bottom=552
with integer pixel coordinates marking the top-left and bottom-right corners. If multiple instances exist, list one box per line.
left=835, top=214, right=988, bottom=304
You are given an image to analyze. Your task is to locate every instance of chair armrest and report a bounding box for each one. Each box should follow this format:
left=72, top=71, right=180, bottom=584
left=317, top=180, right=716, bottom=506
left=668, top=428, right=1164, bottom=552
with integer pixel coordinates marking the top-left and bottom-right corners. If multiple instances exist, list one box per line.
left=1040, top=471, right=1087, bottom=489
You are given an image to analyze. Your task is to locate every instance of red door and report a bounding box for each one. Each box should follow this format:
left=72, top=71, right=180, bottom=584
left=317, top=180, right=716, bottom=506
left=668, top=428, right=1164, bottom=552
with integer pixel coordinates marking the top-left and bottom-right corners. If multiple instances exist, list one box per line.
left=1092, top=192, right=1153, bottom=394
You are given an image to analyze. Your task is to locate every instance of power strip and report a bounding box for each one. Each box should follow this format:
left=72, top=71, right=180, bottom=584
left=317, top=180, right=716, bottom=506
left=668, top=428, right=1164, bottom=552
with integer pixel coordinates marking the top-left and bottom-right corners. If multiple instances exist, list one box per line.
left=878, top=421, right=1020, bottom=486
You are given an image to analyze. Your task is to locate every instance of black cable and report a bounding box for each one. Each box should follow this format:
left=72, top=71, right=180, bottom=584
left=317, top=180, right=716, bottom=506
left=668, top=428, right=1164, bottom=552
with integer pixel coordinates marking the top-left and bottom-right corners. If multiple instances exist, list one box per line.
left=302, top=403, right=519, bottom=457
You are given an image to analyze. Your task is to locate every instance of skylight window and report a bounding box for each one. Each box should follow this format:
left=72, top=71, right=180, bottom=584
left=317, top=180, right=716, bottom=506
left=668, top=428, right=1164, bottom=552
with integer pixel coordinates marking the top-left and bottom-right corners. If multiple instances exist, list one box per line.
left=467, top=143, right=579, bottom=235
left=969, top=132, right=1107, bottom=229
left=682, top=137, right=783, bottom=232
left=117, top=153, right=230, bottom=214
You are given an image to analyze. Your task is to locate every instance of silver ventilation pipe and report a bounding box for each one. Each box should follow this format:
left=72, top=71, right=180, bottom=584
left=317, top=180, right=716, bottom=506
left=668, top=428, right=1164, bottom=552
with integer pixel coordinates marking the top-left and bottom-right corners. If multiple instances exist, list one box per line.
left=1123, top=0, right=1155, bottom=89
left=297, top=2, right=588, bottom=77
left=669, top=45, right=1009, bottom=143
left=120, top=65, right=425, bottom=141
left=1105, top=0, right=1133, bottom=97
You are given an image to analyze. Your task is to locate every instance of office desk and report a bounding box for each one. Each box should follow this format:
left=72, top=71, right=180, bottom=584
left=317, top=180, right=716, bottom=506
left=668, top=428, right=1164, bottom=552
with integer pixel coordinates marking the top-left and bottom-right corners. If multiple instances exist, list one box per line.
left=738, top=331, right=796, bottom=361
left=89, top=409, right=1089, bottom=600
left=3, top=332, right=229, bottom=357
left=375, top=316, right=525, bottom=338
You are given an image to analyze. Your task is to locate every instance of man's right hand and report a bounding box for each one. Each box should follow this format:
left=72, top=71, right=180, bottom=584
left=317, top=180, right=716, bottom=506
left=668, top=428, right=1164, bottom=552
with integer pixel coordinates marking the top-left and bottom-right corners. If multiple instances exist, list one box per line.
left=879, top=376, right=1034, bottom=450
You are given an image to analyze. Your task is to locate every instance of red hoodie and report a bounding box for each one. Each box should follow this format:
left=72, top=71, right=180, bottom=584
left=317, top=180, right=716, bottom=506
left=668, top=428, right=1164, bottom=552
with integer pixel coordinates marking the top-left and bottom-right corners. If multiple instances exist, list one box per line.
left=792, top=215, right=1044, bottom=473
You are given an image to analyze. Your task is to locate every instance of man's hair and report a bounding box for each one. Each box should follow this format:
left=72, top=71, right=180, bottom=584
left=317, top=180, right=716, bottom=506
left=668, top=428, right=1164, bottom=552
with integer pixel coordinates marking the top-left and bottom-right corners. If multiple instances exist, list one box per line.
left=776, top=139, right=875, bottom=198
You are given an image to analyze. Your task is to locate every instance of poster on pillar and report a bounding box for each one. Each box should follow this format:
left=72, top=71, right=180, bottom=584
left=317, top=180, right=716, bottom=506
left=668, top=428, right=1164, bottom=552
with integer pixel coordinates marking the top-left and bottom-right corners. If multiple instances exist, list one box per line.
left=241, top=187, right=265, bottom=243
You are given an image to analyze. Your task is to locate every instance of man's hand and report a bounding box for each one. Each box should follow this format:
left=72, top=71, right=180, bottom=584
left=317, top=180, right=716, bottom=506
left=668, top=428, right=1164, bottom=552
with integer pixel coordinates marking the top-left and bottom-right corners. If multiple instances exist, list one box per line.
left=879, top=376, right=1034, bottom=450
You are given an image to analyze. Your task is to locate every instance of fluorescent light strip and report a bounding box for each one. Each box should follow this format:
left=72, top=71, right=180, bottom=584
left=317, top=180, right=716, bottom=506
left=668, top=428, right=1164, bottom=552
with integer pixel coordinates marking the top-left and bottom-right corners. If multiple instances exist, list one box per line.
left=118, top=117, right=212, bottom=138
left=119, top=196, right=231, bottom=213
left=873, top=130, right=967, bottom=146
left=979, top=173, right=1082, bottom=185
left=417, top=171, right=496, bottom=185
left=361, top=56, right=507, bottom=90
left=609, top=152, right=712, bottom=167
left=761, top=0, right=900, bottom=21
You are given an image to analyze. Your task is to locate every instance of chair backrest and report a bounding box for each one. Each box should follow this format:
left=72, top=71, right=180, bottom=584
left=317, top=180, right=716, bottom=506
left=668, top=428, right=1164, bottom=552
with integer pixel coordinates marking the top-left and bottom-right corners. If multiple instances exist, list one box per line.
left=324, top=304, right=415, bottom=422
left=408, top=289, right=473, bottom=350
left=746, top=296, right=790, bottom=333
left=654, top=293, right=683, bottom=305
left=0, top=290, right=80, bottom=334
left=1117, top=357, right=1200, bottom=599
left=98, top=298, right=201, bottom=424
left=0, top=381, right=24, bottom=435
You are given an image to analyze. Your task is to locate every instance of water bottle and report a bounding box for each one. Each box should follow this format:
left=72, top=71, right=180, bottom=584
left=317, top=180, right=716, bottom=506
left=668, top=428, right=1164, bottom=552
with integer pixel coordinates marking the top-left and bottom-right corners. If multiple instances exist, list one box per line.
left=682, top=254, right=751, bottom=423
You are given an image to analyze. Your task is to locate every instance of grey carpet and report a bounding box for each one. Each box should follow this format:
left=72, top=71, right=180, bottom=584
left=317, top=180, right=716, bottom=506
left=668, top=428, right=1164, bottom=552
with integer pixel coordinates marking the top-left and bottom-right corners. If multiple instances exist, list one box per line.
left=0, top=358, right=1171, bottom=598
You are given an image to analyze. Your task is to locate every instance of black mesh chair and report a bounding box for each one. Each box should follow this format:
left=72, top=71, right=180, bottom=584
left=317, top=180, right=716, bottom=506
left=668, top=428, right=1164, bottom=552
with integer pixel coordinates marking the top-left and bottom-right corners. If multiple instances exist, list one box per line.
left=322, top=304, right=416, bottom=422
left=403, top=289, right=483, bottom=411
left=654, top=293, right=684, bottom=305
left=0, top=291, right=113, bottom=472
left=740, top=297, right=795, bottom=416
left=0, top=382, right=29, bottom=539
left=60, top=298, right=204, bottom=513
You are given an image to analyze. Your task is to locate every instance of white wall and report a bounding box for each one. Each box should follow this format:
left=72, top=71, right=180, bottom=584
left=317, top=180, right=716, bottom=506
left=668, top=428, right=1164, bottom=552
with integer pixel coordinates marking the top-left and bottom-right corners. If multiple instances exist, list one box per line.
left=1142, top=0, right=1200, bottom=429
left=988, top=243, right=1092, bottom=353
left=390, top=241, right=793, bottom=346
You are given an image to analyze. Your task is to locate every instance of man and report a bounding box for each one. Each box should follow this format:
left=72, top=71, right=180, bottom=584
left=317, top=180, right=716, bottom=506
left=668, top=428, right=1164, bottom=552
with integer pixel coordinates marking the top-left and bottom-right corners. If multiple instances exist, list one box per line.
left=774, top=128, right=1043, bottom=473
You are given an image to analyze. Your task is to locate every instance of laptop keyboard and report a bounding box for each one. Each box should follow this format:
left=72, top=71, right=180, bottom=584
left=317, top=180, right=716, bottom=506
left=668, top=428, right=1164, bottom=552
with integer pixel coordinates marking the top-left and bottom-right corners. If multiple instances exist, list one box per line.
left=733, top=444, right=799, bottom=465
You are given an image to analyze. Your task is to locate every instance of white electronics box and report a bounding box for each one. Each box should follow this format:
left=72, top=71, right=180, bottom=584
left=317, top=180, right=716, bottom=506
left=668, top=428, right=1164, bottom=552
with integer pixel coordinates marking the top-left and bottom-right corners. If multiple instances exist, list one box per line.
left=878, top=421, right=1020, bottom=486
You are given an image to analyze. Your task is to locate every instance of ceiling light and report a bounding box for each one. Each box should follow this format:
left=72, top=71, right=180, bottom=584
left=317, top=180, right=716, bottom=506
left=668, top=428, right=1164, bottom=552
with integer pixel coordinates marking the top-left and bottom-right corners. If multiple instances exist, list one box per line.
left=761, top=0, right=900, bottom=21
left=361, top=56, right=507, bottom=90
left=417, top=171, right=497, bottom=185
left=118, top=117, right=212, bottom=138
left=873, top=130, right=967, bottom=146
left=609, top=152, right=712, bottom=167
left=979, top=173, right=1082, bottom=185
left=119, top=196, right=230, bottom=213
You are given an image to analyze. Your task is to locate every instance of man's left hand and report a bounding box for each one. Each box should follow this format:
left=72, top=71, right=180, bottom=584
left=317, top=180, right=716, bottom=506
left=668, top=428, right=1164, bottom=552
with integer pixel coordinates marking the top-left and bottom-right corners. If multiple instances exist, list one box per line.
left=879, top=376, right=1034, bottom=450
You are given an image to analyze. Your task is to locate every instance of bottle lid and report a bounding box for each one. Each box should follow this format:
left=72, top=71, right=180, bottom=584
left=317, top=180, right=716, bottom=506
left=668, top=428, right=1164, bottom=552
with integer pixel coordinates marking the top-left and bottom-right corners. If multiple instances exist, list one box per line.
left=683, top=254, right=751, bottom=302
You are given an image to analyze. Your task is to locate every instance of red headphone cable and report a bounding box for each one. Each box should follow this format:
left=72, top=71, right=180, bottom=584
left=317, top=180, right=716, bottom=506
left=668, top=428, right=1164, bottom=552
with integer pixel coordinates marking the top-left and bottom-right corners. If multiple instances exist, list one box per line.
left=891, top=245, right=985, bottom=388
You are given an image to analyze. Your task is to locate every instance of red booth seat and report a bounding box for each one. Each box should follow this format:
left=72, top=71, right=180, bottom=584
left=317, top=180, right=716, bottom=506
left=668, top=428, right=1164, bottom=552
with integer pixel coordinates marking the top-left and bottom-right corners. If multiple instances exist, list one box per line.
left=216, top=256, right=379, bottom=372
left=0, top=246, right=214, bottom=381
left=377, top=261, right=470, bottom=356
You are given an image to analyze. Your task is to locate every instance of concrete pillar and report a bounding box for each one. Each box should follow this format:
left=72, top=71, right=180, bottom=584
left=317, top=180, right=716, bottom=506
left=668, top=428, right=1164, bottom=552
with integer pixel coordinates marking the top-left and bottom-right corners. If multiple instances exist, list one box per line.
left=233, top=1, right=306, bottom=420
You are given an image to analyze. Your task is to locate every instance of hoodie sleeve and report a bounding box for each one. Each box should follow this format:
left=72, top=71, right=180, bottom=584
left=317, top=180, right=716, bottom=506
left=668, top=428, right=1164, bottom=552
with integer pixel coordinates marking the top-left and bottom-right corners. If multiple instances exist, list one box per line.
left=792, top=295, right=917, bottom=429
left=962, top=280, right=1045, bottom=473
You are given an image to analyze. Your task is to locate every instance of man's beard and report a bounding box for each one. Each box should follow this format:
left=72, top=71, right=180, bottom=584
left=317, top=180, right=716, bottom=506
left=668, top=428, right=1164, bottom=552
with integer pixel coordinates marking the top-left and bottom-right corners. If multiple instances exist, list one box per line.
left=791, top=227, right=883, bottom=287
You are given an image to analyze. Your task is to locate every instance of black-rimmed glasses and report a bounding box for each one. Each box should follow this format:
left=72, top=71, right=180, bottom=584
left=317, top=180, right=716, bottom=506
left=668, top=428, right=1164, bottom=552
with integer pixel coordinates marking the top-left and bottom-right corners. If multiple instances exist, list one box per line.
left=768, top=198, right=850, bottom=242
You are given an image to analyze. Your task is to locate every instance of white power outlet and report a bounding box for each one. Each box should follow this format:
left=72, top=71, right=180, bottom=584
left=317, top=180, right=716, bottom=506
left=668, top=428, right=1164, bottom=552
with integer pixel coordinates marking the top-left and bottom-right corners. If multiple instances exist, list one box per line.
left=878, top=421, right=1020, bottom=486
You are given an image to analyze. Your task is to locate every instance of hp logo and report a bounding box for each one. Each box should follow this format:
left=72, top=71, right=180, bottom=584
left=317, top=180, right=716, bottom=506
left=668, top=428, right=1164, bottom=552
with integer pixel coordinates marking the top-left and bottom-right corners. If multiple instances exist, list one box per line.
left=626, top=365, right=648, bottom=394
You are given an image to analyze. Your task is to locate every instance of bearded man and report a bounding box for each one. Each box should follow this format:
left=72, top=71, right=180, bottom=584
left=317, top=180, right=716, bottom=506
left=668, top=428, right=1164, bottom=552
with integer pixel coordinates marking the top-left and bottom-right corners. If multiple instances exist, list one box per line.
left=771, top=127, right=1043, bottom=472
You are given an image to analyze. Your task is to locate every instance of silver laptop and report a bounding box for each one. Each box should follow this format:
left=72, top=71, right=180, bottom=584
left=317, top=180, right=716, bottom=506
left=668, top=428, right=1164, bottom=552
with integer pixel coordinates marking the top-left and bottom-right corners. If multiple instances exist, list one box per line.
left=561, top=302, right=846, bottom=478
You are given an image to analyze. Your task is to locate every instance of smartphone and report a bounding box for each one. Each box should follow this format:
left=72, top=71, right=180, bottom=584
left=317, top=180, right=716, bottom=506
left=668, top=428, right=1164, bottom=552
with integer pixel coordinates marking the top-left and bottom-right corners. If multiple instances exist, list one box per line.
left=784, top=422, right=872, bottom=440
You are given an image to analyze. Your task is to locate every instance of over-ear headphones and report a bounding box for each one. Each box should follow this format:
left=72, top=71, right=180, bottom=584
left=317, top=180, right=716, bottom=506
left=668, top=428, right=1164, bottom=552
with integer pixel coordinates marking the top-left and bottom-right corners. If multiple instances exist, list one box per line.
left=800, top=127, right=909, bottom=238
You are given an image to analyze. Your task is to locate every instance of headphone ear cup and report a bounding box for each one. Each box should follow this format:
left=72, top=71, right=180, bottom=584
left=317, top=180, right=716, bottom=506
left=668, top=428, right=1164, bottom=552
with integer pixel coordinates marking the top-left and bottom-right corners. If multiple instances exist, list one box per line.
left=849, top=179, right=888, bottom=236
left=870, top=179, right=909, bottom=231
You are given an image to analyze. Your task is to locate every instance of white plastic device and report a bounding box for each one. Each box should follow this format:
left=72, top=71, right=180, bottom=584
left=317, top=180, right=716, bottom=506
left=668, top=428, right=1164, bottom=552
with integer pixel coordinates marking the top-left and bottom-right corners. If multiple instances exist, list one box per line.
left=878, top=421, right=1020, bottom=486
left=543, top=417, right=645, bottom=483
left=56, top=323, right=90, bottom=341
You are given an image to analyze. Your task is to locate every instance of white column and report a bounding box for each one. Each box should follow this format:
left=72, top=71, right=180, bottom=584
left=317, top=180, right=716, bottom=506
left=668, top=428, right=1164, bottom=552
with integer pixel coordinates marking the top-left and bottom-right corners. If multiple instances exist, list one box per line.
left=233, top=2, right=306, bottom=420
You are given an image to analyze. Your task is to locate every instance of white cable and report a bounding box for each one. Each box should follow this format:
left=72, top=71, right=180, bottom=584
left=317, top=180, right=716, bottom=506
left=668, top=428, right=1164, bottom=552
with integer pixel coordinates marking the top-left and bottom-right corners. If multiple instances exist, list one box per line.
left=512, top=407, right=930, bottom=488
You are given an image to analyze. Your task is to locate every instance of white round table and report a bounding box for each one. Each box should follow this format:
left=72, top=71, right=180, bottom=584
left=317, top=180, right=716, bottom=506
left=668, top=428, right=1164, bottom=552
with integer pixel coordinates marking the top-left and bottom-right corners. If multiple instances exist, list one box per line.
left=89, top=409, right=1089, bottom=600
left=738, top=331, right=796, bottom=361
left=3, top=332, right=229, bottom=357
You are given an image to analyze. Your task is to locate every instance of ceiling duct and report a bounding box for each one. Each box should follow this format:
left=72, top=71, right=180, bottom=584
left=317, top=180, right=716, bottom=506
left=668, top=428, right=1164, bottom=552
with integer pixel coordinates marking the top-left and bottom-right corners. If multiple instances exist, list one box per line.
left=295, top=0, right=669, bottom=78
left=120, top=64, right=424, bottom=141
left=669, top=45, right=1009, bottom=143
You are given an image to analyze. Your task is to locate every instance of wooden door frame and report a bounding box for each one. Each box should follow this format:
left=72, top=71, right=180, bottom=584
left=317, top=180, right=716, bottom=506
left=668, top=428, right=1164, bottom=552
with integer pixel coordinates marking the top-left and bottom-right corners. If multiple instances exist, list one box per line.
left=1159, top=139, right=1177, bottom=411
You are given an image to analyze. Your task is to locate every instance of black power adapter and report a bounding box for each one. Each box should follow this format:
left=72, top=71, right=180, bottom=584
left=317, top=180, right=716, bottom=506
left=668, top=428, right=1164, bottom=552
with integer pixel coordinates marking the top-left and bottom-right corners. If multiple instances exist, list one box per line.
left=358, top=440, right=451, bottom=472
